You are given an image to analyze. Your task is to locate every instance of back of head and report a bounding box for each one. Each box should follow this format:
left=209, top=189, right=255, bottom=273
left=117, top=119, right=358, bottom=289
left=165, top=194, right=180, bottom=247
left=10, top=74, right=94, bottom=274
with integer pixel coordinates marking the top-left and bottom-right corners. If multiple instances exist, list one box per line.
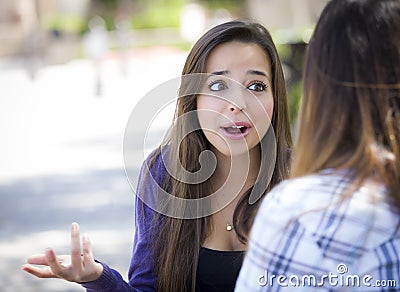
left=293, top=0, right=400, bottom=204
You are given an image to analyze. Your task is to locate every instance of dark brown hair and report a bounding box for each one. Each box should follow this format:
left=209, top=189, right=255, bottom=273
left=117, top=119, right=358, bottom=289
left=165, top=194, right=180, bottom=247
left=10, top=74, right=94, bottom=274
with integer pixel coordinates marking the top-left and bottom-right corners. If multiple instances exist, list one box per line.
left=293, top=0, right=400, bottom=206
left=149, top=19, right=292, bottom=292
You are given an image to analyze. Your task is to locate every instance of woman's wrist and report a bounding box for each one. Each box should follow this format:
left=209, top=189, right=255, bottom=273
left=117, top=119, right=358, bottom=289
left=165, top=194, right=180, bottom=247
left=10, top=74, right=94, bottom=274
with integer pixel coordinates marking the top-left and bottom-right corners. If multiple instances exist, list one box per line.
left=78, top=261, right=104, bottom=284
left=92, top=261, right=104, bottom=281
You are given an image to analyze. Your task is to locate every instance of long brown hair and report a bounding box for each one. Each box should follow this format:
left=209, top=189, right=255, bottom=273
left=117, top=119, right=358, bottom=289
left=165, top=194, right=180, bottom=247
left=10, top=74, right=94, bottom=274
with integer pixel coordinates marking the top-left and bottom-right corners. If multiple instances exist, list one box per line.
left=149, top=19, right=292, bottom=292
left=293, top=0, right=400, bottom=206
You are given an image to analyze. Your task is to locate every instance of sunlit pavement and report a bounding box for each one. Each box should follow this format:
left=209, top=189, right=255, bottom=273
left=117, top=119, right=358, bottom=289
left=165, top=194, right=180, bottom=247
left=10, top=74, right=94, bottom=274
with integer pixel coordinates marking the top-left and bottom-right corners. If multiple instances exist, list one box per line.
left=0, top=47, right=187, bottom=291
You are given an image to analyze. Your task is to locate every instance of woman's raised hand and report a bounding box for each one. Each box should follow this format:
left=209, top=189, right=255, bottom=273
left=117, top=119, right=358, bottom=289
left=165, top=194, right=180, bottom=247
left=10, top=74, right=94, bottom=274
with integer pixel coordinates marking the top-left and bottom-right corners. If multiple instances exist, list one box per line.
left=22, top=222, right=103, bottom=283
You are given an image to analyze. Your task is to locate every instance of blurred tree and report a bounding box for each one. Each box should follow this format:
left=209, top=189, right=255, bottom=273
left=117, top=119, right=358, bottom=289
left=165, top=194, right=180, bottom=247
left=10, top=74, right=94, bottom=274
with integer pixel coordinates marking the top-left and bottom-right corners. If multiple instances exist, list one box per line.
left=278, top=42, right=307, bottom=128
left=199, top=0, right=245, bottom=15
left=97, top=0, right=120, bottom=7
left=86, top=0, right=186, bottom=30
left=131, top=0, right=185, bottom=29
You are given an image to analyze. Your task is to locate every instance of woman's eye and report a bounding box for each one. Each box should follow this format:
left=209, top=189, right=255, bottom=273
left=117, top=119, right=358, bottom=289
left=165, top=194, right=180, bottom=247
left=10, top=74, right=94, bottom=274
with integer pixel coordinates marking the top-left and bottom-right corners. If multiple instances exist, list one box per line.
left=208, top=80, right=228, bottom=91
left=247, top=82, right=266, bottom=92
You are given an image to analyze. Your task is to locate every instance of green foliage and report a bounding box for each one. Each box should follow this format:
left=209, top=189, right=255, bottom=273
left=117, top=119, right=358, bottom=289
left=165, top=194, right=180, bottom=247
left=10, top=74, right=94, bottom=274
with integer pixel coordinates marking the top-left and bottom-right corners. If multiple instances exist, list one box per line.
left=101, top=15, right=116, bottom=31
left=200, top=0, right=243, bottom=11
left=276, top=44, right=290, bottom=62
left=42, top=14, right=86, bottom=33
left=276, top=40, right=308, bottom=126
left=96, top=0, right=119, bottom=9
left=287, top=81, right=302, bottom=126
left=132, top=0, right=185, bottom=29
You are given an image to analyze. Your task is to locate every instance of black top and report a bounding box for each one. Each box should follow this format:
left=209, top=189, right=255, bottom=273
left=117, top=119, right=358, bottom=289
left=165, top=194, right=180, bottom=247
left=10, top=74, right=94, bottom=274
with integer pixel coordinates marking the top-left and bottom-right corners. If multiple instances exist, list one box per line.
left=196, top=247, right=245, bottom=292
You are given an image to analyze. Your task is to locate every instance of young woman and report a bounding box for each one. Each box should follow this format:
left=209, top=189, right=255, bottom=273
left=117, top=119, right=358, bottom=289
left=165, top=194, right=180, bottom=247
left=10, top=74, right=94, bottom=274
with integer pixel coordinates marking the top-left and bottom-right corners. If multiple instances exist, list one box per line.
left=236, top=0, right=400, bottom=290
left=23, top=20, right=292, bottom=291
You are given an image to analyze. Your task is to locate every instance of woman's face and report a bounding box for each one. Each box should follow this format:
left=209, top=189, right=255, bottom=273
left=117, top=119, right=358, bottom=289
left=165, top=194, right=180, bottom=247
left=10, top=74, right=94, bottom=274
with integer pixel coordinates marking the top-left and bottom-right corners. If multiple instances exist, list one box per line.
left=196, top=41, right=274, bottom=157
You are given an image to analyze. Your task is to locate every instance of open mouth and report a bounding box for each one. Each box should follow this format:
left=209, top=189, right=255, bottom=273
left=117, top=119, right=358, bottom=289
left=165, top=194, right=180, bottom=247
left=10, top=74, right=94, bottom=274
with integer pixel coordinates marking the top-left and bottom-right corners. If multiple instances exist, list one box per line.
left=220, top=123, right=251, bottom=139
left=223, top=125, right=248, bottom=134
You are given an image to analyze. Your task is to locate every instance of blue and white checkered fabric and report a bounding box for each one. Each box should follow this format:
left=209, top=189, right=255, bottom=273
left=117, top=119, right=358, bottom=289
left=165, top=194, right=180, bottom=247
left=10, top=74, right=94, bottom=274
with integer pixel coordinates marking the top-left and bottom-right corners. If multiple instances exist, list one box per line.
left=235, top=170, right=400, bottom=291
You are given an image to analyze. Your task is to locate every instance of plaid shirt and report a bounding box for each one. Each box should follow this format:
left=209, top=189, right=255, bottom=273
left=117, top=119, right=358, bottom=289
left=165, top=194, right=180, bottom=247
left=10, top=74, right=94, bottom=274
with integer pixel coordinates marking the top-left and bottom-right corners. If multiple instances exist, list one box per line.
left=235, top=170, right=400, bottom=291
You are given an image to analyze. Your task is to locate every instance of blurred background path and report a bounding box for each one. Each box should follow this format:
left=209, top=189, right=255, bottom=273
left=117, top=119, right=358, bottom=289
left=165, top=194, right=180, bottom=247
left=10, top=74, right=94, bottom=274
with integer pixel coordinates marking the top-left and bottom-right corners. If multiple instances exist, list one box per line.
left=0, top=47, right=186, bottom=291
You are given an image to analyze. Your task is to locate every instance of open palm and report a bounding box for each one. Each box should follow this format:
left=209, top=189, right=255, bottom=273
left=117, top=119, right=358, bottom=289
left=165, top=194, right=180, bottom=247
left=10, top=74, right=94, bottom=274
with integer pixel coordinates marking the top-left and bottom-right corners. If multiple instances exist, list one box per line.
left=22, top=223, right=103, bottom=283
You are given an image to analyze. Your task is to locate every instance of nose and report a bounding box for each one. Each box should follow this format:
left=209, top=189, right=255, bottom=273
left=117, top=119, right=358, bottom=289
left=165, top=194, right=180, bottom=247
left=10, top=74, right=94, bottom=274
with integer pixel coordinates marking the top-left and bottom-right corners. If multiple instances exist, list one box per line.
left=228, top=102, right=244, bottom=112
left=227, top=89, right=247, bottom=112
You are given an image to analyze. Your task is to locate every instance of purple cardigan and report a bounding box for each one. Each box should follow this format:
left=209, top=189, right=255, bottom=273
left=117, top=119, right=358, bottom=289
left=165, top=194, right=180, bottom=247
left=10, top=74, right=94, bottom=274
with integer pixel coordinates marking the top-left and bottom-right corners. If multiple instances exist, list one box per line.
left=82, top=153, right=165, bottom=292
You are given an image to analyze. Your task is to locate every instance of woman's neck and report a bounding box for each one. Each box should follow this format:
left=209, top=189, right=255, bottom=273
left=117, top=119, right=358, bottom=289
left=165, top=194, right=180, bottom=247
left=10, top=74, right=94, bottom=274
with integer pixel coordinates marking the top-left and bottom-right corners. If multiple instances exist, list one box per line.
left=203, top=146, right=261, bottom=252
left=211, top=146, right=261, bottom=189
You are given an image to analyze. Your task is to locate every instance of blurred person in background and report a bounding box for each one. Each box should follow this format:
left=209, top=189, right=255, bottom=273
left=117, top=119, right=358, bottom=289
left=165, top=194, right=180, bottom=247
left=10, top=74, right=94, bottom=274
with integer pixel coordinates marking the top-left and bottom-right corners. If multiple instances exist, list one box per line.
left=22, top=19, right=293, bottom=291
left=235, top=0, right=400, bottom=290
left=83, top=16, right=109, bottom=96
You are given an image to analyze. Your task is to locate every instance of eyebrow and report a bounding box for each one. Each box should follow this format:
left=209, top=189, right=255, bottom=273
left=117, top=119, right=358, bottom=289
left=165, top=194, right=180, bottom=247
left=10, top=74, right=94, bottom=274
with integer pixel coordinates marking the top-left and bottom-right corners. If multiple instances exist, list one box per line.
left=209, top=70, right=268, bottom=78
left=247, top=70, right=268, bottom=77
left=209, top=70, right=229, bottom=76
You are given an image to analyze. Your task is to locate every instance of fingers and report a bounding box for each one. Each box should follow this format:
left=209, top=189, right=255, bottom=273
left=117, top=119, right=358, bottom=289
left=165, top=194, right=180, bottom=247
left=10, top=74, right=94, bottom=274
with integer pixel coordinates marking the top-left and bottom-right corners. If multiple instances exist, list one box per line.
left=22, top=223, right=103, bottom=283
left=26, top=254, right=49, bottom=265
left=26, top=254, right=70, bottom=266
left=70, top=222, right=83, bottom=273
left=82, top=233, right=95, bottom=265
left=81, top=233, right=104, bottom=280
left=22, top=264, right=57, bottom=279
left=45, top=248, right=67, bottom=278
left=22, top=248, right=64, bottom=279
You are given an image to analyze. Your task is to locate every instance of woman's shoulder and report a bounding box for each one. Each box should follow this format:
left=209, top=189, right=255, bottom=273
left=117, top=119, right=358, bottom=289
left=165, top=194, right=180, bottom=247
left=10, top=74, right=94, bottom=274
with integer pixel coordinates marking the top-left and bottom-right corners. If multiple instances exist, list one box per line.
left=135, top=146, right=172, bottom=215
left=140, top=146, right=169, bottom=184
left=265, top=169, right=350, bottom=208
left=260, top=169, right=400, bottom=249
